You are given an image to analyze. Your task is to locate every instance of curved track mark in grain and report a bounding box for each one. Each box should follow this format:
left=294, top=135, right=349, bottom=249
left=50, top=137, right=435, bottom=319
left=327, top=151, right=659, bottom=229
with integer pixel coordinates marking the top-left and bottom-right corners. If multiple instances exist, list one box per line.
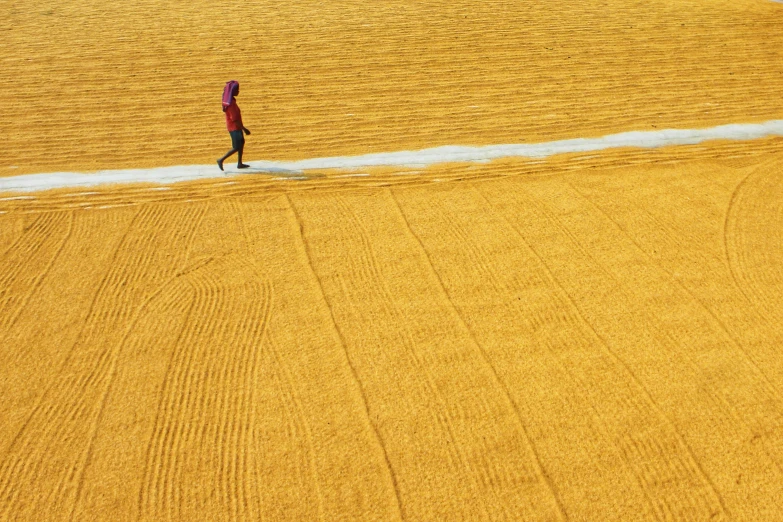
left=333, top=194, right=497, bottom=520
left=426, top=185, right=667, bottom=518
left=0, top=203, right=207, bottom=520
left=484, top=179, right=765, bottom=513
left=0, top=209, right=141, bottom=518
left=0, top=213, right=60, bottom=263
left=138, top=256, right=271, bottom=521
left=0, top=216, right=26, bottom=260
left=71, top=206, right=208, bottom=520
left=522, top=181, right=783, bottom=477
left=262, top=302, right=328, bottom=522
left=285, top=194, right=405, bottom=521
left=70, top=273, right=192, bottom=522
left=724, top=168, right=760, bottom=312
left=135, top=281, right=197, bottom=521
left=290, top=191, right=506, bottom=519
left=724, top=162, right=783, bottom=324
left=0, top=213, right=69, bottom=328
left=568, top=180, right=783, bottom=411
left=515, top=177, right=783, bottom=512
left=139, top=265, right=225, bottom=520
left=0, top=211, right=73, bottom=337
left=395, top=181, right=727, bottom=519
left=388, top=188, right=568, bottom=521
left=74, top=204, right=208, bottom=513
left=472, top=185, right=730, bottom=519
left=139, top=268, right=221, bottom=519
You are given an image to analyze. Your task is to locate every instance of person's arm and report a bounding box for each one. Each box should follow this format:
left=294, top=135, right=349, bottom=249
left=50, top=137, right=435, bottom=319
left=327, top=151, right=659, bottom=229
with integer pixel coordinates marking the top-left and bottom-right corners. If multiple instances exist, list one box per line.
left=243, top=126, right=251, bottom=135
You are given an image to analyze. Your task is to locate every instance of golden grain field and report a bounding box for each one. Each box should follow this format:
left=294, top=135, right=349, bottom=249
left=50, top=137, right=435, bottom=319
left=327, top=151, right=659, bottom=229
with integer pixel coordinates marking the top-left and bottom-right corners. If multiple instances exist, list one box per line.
left=2, top=0, right=783, bottom=520
left=2, top=0, right=783, bottom=176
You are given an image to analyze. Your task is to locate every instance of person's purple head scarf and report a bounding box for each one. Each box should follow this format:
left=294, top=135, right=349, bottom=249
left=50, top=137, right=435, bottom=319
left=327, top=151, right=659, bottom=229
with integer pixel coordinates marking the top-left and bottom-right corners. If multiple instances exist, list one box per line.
left=222, top=80, right=239, bottom=112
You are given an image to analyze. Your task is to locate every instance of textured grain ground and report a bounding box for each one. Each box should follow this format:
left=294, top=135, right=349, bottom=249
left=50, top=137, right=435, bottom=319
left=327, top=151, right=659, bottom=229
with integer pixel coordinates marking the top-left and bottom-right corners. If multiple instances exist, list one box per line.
left=2, top=0, right=783, bottom=520
left=1, top=0, right=782, bottom=175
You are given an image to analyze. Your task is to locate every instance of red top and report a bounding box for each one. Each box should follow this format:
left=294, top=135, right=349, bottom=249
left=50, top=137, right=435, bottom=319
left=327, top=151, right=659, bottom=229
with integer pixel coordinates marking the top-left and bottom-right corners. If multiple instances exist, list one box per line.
left=225, top=100, right=243, bottom=131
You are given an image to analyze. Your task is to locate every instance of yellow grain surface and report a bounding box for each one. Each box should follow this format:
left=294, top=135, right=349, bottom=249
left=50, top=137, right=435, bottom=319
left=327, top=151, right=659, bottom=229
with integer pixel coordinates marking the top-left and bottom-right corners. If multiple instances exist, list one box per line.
left=2, top=138, right=783, bottom=519
left=3, top=0, right=783, bottom=520
left=1, top=0, right=782, bottom=175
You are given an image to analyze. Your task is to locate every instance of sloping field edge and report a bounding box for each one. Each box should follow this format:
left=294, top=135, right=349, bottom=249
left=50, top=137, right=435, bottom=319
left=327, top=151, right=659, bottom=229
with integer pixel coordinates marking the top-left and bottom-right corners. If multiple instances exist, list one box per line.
left=2, top=120, right=782, bottom=193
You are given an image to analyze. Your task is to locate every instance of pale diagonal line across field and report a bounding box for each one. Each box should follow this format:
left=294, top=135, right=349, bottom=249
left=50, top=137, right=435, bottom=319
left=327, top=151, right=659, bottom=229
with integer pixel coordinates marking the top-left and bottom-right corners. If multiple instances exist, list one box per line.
left=1, top=120, right=781, bottom=193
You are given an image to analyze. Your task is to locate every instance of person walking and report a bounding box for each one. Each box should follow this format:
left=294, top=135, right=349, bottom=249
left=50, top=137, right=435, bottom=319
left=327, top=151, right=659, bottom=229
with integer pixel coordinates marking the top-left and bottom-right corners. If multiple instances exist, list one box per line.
left=217, top=80, right=251, bottom=171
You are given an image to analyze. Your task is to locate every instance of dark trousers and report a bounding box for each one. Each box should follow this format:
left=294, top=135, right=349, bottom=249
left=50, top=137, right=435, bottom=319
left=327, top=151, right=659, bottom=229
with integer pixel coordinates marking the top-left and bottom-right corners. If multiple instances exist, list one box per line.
left=220, top=130, right=245, bottom=164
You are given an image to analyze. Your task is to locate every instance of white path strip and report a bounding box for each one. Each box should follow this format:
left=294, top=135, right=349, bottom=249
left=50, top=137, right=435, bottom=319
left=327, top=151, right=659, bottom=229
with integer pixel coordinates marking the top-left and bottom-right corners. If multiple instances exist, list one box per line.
left=1, top=120, right=782, bottom=193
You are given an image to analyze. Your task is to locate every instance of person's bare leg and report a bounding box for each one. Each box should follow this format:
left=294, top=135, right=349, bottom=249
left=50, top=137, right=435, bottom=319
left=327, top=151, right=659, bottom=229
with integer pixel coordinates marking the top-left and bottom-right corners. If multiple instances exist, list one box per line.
left=237, top=144, right=249, bottom=168
left=217, top=148, right=238, bottom=171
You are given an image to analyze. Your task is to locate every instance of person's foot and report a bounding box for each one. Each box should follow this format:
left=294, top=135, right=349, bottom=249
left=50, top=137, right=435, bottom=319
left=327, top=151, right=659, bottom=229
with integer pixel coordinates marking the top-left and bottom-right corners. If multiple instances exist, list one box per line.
left=217, top=159, right=224, bottom=171
left=237, top=163, right=250, bottom=169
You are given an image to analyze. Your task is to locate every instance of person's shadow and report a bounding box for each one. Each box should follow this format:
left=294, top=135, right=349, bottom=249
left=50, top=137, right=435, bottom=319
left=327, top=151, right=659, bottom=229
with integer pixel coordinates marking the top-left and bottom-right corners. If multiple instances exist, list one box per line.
left=223, top=164, right=323, bottom=180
